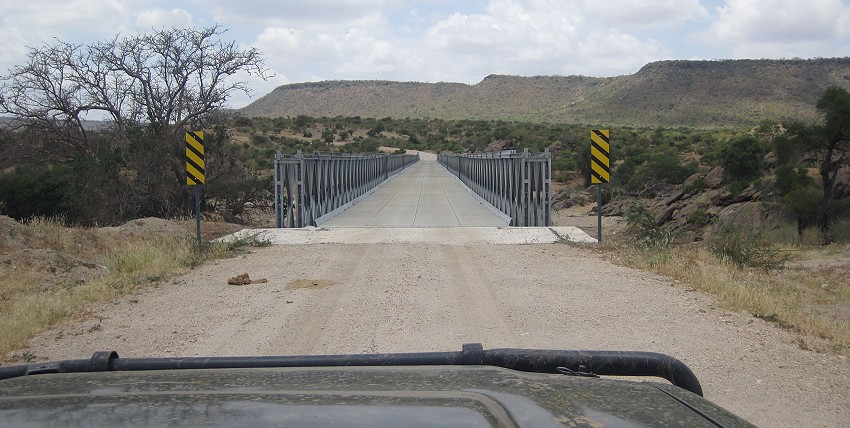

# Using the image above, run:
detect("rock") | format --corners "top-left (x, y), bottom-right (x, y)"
top-left (764, 152), bottom-right (778, 169)
top-left (709, 189), bottom-right (735, 206)
top-left (655, 206), bottom-right (676, 225)
top-left (732, 186), bottom-right (761, 203)
top-left (551, 189), bottom-right (593, 210)
top-left (715, 202), bottom-right (797, 232)
top-left (704, 166), bottom-right (725, 189)
top-left (600, 199), bottom-right (634, 216)
top-left (571, 192), bottom-right (592, 206)
top-left (228, 273), bottom-right (268, 286)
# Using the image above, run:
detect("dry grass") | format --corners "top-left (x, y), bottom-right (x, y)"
top-left (0, 218), bottom-right (265, 361)
top-left (607, 239), bottom-right (850, 355)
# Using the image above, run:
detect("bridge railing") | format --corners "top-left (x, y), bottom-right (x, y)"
top-left (437, 148), bottom-right (551, 227)
top-left (275, 150), bottom-right (419, 228)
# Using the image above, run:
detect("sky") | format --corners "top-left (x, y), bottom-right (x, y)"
top-left (2, 0), bottom-right (849, 109)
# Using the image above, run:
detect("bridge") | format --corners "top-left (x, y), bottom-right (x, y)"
top-left (236, 149), bottom-right (597, 244)
top-left (320, 152), bottom-right (511, 227)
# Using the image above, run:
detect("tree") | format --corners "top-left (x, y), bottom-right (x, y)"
top-left (0, 26), bottom-right (271, 222)
top-left (1, 25), bottom-right (270, 155)
top-left (813, 86), bottom-right (850, 229)
top-left (782, 86), bottom-right (850, 230)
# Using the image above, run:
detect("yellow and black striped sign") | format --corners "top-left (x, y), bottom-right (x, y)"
top-left (185, 131), bottom-right (205, 185)
top-left (590, 129), bottom-right (610, 184)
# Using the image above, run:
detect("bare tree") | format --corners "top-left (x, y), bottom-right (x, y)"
top-left (0, 26), bottom-right (271, 222)
top-left (0, 25), bottom-right (271, 156)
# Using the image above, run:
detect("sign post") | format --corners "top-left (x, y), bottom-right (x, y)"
top-left (185, 131), bottom-right (205, 242)
top-left (590, 130), bottom-right (610, 243)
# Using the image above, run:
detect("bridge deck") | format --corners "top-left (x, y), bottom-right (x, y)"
top-left (320, 156), bottom-right (510, 227)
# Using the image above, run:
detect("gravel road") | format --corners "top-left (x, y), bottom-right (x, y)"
top-left (22, 242), bottom-right (850, 427)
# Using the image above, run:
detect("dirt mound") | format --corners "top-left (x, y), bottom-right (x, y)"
top-left (99, 217), bottom-right (193, 241)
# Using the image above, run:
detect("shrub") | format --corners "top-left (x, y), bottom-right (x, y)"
top-left (720, 135), bottom-right (765, 180)
top-left (621, 151), bottom-right (697, 192)
top-left (686, 208), bottom-right (711, 227)
top-left (775, 163), bottom-right (813, 196)
top-left (784, 184), bottom-right (822, 230)
top-left (0, 164), bottom-right (75, 220)
top-left (624, 203), bottom-right (673, 249)
top-left (707, 221), bottom-right (790, 270)
top-left (827, 219), bottom-right (850, 243)
top-left (683, 176), bottom-right (706, 194)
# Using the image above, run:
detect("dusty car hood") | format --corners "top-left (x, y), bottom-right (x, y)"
top-left (0, 365), bottom-right (753, 427)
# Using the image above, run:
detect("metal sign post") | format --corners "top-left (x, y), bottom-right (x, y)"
top-left (185, 131), bottom-right (205, 242)
top-left (590, 130), bottom-right (610, 243)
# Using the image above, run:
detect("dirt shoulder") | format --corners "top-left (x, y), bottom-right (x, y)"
top-left (11, 241), bottom-right (849, 428)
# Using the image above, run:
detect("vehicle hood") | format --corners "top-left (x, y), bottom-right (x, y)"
top-left (0, 365), bottom-right (753, 427)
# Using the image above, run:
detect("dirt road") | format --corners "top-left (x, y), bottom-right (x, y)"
top-left (20, 242), bottom-right (850, 427)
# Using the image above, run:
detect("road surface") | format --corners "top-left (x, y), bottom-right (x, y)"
top-left (18, 241), bottom-right (850, 428)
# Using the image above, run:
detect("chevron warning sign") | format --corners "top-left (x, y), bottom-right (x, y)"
top-left (185, 131), bottom-right (205, 185)
top-left (590, 129), bottom-right (610, 184)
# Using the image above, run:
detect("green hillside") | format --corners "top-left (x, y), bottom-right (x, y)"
top-left (241, 58), bottom-right (850, 127)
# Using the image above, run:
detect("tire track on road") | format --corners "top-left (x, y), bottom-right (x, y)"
top-left (441, 246), bottom-right (519, 347)
top-left (263, 246), bottom-right (368, 355)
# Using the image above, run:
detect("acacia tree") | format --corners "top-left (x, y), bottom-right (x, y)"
top-left (0, 25), bottom-right (270, 155)
top-left (813, 86), bottom-right (850, 229)
top-left (782, 86), bottom-right (850, 230)
top-left (0, 26), bottom-right (271, 221)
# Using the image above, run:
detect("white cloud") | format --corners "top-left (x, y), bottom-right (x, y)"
top-left (710, 0), bottom-right (850, 44)
top-left (579, 31), bottom-right (666, 75)
top-left (582, 0), bottom-right (708, 29)
top-left (207, 0), bottom-right (402, 27)
top-left (136, 8), bottom-right (194, 28)
top-left (420, 0), bottom-right (665, 80)
top-left (0, 27), bottom-right (28, 70)
top-left (257, 13), bottom-right (384, 58)
top-left (0, 1), bottom-right (131, 35)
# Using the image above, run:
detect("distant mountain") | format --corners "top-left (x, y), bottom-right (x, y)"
top-left (241, 58), bottom-right (850, 128)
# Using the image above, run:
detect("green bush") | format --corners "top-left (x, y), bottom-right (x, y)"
top-left (720, 135), bottom-right (765, 180)
top-left (686, 208), bottom-right (711, 227)
top-left (618, 150), bottom-right (696, 192)
top-left (775, 163), bottom-right (813, 195)
top-left (624, 203), bottom-right (672, 247)
top-left (0, 164), bottom-right (75, 220)
top-left (784, 184), bottom-right (822, 230)
top-left (707, 221), bottom-right (790, 270)
top-left (683, 176), bottom-right (706, 194)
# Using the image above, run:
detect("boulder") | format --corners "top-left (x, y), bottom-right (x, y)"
top-left (600, 198), bottom-right (633, 216)
top-left (704, 166), bottom-right (725, 189)
top-left (715, 201), bottom-right (797, 233)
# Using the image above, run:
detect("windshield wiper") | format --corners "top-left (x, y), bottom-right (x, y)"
top-left (0, 343), bottom-right (703, 396)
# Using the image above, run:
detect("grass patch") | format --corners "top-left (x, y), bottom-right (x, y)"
top-left (612, 240), bottom-right (850, 355)
top-left (0, 221), bottom-right (267, 360)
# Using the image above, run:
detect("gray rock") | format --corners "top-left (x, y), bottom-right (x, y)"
top-left (704, 166), bottom-right (725, 189)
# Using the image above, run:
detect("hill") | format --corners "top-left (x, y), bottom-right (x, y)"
top-left (241, 58), bottom-right (850, 127)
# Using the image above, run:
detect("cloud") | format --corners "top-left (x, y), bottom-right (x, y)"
top-left (255, 12), bottom-right (394, 67)
top-left (207, 0), bottom-right (402, 26)
top-left (249, 0), bottom-right (673, 84)
top-left (0, 1), bottom-right (131, 35)
top-left (710, 0), bottom-right (850, 45)
top-left (581, 0), bottom-right (708, 29)
top-left (136, 8), bottom-right (194, 28)
top-left (420, 0), bottom-right (665, 80)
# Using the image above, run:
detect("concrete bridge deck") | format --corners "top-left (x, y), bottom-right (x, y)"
top-left (320, 153), bottom-right (510, 227)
